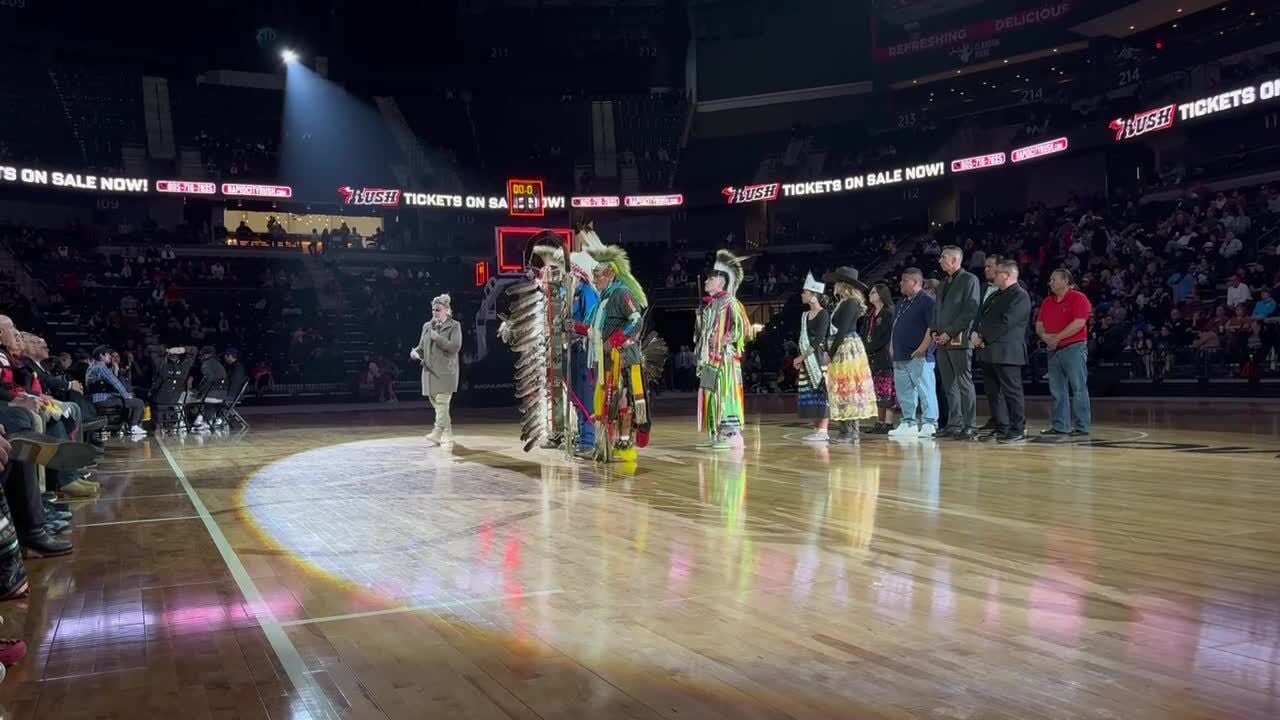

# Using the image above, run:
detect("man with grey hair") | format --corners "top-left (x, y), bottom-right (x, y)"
top-left (930, 245), bottom-right (980, 440)
top-left (972, 260), bottom-right (1031, 443)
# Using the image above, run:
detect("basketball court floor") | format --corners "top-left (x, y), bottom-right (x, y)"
top-left (1, 398), bottom-right (1278, 719)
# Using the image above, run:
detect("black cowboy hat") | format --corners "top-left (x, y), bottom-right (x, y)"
top-left (821, 266), bottom-right (869, 293)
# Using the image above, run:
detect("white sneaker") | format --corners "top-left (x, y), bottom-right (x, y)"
top-left (801, 432), bottom-right (830, 444)
top-left (439, 430), bottom-right (454, 444)
top-left (917, 423), bottom-right (937, 438)
top-left (129, 425), bottom-right (148, 436)
top-left (426, 427), bottom-right (443, 444)
top-left (887, 423), bottom-right (918, 439)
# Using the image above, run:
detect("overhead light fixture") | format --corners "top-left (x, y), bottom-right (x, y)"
top-left (956, 69), bottom-right (962, 74)
top-left (1003, 59), bottom-right (1009, 63)
top-left (281, 49), bottom-right (298, 63)
top-left (1129, 25), bottom-right (1135, 30)
top-left (1053, 48), bottom-right (1058, 52)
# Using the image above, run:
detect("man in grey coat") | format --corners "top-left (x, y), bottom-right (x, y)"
top-left (410, 293), bottom-right (462, 444)
top-left (930, 246), bottom-right (981, 440)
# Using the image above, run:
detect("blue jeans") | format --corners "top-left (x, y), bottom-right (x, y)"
top-left (892, 358), bottom-right (938, 427)
top-left (571, 347), bottom-right (595, 449)
top-left (1047, 342), bottom-right (1091, 433)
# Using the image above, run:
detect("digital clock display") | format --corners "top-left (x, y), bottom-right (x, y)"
top-left (506, 179), bottom-right (546, 217)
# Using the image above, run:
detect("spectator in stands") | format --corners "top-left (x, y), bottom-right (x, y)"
top-left (1036, 269), bottom-right (1093, 438)
top-left (252, 358), bottom-right (274, 397)
top-left (86, 346), bottom-right (146, 436)
top-left (1168, 266), bottom-right (1197, 303)
top-left (1191, 324), bottom-right (1220, 379)
top-left (1226, 275), bottom-right (1252, 308)
top-left (1253, 288), bottom-right (1276, 319)
top-left (931, 247), bottom-right (980, 440)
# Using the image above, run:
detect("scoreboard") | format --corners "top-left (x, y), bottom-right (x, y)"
top-left (507, 179), bottom-right (547, 217)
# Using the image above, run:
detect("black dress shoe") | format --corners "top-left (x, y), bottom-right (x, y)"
top-left (977, 431), bottom-right (1003, 442)
top-left (934, 428), bottom-right (958, 439)
top-left (1039, 428), bottom-right (1069, 436)
top-left (9, 435), bottom-right (99, 472)
top-left (952, 429), bottom-right (979, 441)
top-left (998, 431), bottom-right (1028, 444)
top-left (1069, 430), bottom-right (1090, 437)
top-left (21, 532), bottom-right (73, 558)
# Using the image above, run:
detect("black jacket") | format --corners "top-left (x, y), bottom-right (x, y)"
top-left (975, 284), bottom-right (1032, 366)
top-left (862, 307), bottom-right (894, 375)
top-left (27, 359), bottom-right (69, 399)
top-left (196, 356), bottom-right (228, 400)
top-left (932, 268), bottom-right (981, 348)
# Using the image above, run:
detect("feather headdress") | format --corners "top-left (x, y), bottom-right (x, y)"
top-left (588, 243), bottom-right (647, 308)
top-left (570, 225), bottom-right (605, 280)
top-left (713, 249), bottom-right (747, 295)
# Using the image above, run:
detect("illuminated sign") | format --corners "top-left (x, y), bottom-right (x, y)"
top-left (475, 260), bottom-right (490, 287)
top-left (404, 192), bottom-right (565, 212)
top-left (507, 179), bottom-right (546, 217)
top-left (156, 180), bottom-right (217, 195)
top-left (950, 152), bottom-right (1007, 173)
top-left (776, 163), bottom-right (947, 200)
top-left (572, 195), bottom-right (621, 208)
top-left (1179, 78), bottom-right (1280, 121)
top-left (623, 194), bottom-right (684, 208)
top-left (339, 186), bottom-right (402, 207)
top-left (222, 183), bottom-right (293, 198)
top-left (1109, 78), bottom-right (1280, 142)
top-left (0, 165), bottom-right (149, 193)
top-left (722, 183), bottom-right (781, 205)
top-left (1110, 104), bottom-right (1176, 141)
top-left (1011, 137), bottom-right (1069, 163)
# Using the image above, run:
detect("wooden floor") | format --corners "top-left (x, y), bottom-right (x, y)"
top-left (2, 398), bottom-right (1279, 719)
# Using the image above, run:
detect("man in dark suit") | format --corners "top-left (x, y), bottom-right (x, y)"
top-left (931, 246), bottom-right (981, 440)
top-left (972, 260), bottom-right (1032, 443)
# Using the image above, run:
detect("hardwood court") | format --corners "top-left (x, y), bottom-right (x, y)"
top-left (1, 399), bottom-right (1279, 719)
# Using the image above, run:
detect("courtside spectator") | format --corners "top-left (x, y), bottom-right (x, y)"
top-left (86, 346), bottom-right (146, 436)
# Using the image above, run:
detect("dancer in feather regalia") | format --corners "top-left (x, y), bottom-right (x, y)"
top-left (503, 237), bottom-right (571, 453)
top-left (580, 240), bottom-right (665, 463)
top-left (695, 250), bottom-right (754, 450)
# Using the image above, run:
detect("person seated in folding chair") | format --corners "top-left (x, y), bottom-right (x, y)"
top-left (221, 348), bottom-right (250, 429)
top-left (86, 345), bottom-right (147, 436)
top-left (187, 346), bottom-right (228, 432)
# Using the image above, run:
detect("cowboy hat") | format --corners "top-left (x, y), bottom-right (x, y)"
top-left (821, 266), bottom-right (868, 293)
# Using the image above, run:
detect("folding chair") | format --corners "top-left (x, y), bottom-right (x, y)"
top-left (224, 379), bottom-right (251, 430)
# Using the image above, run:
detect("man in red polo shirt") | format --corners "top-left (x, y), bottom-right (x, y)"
top-left (1035, 269), bottom-right (1092, 437)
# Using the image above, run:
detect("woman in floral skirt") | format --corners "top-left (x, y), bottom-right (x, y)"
top-left (822, 267), bottom-right (877, 441)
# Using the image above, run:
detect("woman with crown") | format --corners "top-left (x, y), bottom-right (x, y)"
top-left (793, 272), bottom-right (832, 443)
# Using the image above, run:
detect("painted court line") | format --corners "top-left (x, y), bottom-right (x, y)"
top-left (78, 515), bottom-right (199, 527)
top-left (278, 588), bottom-right (564, 627)
top-left (155, 437), bottom-right (340, 720)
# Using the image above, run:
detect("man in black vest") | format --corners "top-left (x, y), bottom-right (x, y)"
top-left (972, 260), bottom-right (1032, 443)
top-left (930, 246), bottom-right (981, 440)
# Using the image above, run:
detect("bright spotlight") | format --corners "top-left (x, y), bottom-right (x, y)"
top-left (281, 49), bottom-right (298, 64)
